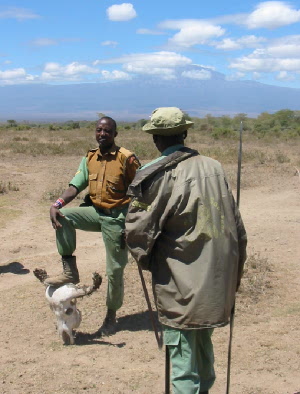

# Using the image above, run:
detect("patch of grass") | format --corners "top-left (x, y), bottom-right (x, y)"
top-left (0, 207), bottom-right (22, 227)
top-left (238, 252), bottom-right (272, 306)
top-left (131, 142), bottom-right (159, 161)
top-left (12, 136), bottom-right (30, 142)
top-left (43, 186), bottom-right (85, 201)
top-left (200, 146), bottom-right (238, 164)
top-left (0, 181), bottom-right (20, 194)
top-left (211, 127), bottom-right (238, 140)
top-left (275, 150), bottom-right (290, 164)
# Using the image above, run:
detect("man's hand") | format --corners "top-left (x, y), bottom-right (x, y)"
top-left (50, 206), bottom-right (65, 230)
top-left (49, 185), bottom-right (79, 229)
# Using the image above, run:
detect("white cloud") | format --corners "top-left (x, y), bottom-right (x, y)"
top-left (136, 28), bottom-right (165, 35)
top-left (261, 35), bottom-right (300, 57)
top-left (252, 71), bottom-right (262, 80)
top-left (196, 64), bottom-right (216, 71)
top-left (160, 20), bottom-right (225, 48)
top-left (214, 38), bottom-right (241, 50)
top-left (41, 62), bottom-right (99, 81)
top-left (94, 51), bottom-right (192, 67)
top-left (214, 35), bottom-right (266, 50)
top-left (94, 51), bottom-right (192, 79)
top-left (107, 3), bottom-right (137, 22)
top-left (230, 54), bottom-right (300, 72)
top-left (0, 68), bottom-right (36, 85)
top-left (101, 70), bottom-right (131, 80)
top-left (0, 7), bottom-right (40, 21)
top-left (225, 72), bottom-right (246, 81)
top-left (245, 1), bottom-right (300, 29)
top-left (229, 34), bottom-right (300, 75)
top-left (124, 64), bottom-right (177, 79)
top-left (276, 70), bottom-right (295, 81)
top-left (30, 38), bottom-right (58, 47)
top-left (101, 40), bottom-right (118, 47)
top-left (182, 69), bottom-right (212, 80)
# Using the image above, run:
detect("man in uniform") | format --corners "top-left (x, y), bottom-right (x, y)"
top-left (45, 116), bottom-right (140, 336)
top-left (125, 107), bottom-right (247, 393)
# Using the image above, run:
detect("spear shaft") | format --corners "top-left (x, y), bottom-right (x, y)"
top-left (226, 120), bottom-right (243, 394)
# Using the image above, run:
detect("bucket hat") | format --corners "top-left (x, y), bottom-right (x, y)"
top-left (142, 107), bottom-right (194, 136)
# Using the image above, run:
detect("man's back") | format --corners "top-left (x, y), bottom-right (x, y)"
top-left (126, 151), bottom-right (247, 329)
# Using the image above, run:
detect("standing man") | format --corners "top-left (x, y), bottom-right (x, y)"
top-left (125, 107), bottom-right (247, 393)
top-left (45, 116), bottom-right (140, 336)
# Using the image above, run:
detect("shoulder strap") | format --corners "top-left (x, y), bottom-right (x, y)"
top-left (127, 147), bottom-right (198, 197)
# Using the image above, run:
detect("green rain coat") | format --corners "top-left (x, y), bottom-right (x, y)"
top-left (125, 147), bottom-right (247, 330)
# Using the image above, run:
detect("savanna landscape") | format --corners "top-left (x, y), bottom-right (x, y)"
top-left (0, 110), bottom-right (300, 394)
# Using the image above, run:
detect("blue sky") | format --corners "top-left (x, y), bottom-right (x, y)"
top-left (1, 0), bottom-right (300, 88)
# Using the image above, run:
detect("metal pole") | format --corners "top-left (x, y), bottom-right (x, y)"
top-left (226, 121), bottom-right (243, 394)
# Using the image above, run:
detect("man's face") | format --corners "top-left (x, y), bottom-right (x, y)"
top-left (95, 118), bottom-right (117, 150)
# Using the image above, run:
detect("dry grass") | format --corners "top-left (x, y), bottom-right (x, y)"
top-left (237, 252), bottom-right (273, 309)
top-left (0, 181), bottom-right (20, 194)
top-left (0, 123), bottom-right (299, 165)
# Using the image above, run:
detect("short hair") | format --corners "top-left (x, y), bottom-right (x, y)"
top-left (98, 116), bottom-right (117, 130)
top-left (156, 132), bottom-right (186, 145)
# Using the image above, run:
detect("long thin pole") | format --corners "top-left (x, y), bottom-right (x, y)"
top-left (226, 121), bottom-right (243, 394)
top-left (236, 121), bottom-right (243, 208)
top-left (137, 265), bottom-right (162, 349)
top-left (165, 346), bottom-right (170, 394)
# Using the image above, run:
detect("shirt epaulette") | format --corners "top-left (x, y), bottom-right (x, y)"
top-left (86, 148), bottom-right (98, 157)
top-left (119, 147), bottom-right (134, 158)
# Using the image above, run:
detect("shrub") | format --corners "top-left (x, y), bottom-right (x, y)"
top-left (238, 252), bottom-right (272, 305)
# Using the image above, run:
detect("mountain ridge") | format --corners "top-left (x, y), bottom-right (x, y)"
top-left (1, 66), bottom-right (299, 121)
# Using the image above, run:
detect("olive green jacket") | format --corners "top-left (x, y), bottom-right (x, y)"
top-left (125, 147), bottom-right (247, 329)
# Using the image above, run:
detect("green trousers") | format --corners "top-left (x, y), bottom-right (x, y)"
top-left (56, 205), bottom-right (128, 311)
top-left (163, 326), bottom-right (216, 394)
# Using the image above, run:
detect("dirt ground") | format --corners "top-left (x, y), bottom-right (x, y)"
top-left (0, 144), bottom-right (300, 394)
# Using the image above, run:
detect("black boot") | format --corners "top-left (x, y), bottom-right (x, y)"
top-left (98, 309), bottom-right (117, 336)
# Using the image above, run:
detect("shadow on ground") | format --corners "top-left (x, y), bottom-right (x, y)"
top-left (75, 310), bottom-right (163, 346)
top-left (75, 331), bottom-right (127, 347)
top-left (0, 261), bottom-right (30, 275)
top-left (117, 310), bottom-right (161, 333)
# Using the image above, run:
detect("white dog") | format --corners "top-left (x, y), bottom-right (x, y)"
top-left (34, 269), bottom-right (102, 345)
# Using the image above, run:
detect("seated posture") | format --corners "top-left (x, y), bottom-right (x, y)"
top-left (125, 107), bottom-right (247, 394)
top-left (45, 116), bottom-right (140, 336)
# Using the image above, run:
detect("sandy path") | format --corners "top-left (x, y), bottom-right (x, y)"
top-left (0, 156), bottom-right (299, 394)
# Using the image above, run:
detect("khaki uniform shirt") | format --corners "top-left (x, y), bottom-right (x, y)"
top-left (70, 144), bottom-right (140, 209)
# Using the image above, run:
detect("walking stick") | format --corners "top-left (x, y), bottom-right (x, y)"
top-left (226, 121), bottom-right (243, 394)
top-left (137, 265), bottom-right (162, 349)
top-left (137, 266), bottom-right (169, 392)
top-left (165, 345), bottom-right (170, 394)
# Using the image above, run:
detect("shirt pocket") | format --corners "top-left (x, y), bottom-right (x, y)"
top-left (89, 173), bottom-right (98, 197)
top-left (106, 175), bottom-right (126, 198)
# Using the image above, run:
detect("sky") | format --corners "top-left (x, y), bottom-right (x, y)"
top-left (1, 0), bottom-right (300, 88)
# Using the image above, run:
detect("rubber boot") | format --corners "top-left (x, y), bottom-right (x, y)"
top-left (45, 256), bottom-right (79, 287)
top-left (98, 309), bottom-right (117, 336)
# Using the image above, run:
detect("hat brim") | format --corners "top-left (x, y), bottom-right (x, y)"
top-left (142, 121), bottom-right (194, 136)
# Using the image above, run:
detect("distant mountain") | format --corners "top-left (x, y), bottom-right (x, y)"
top-left (1, 65), bottom-right (300, 121)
